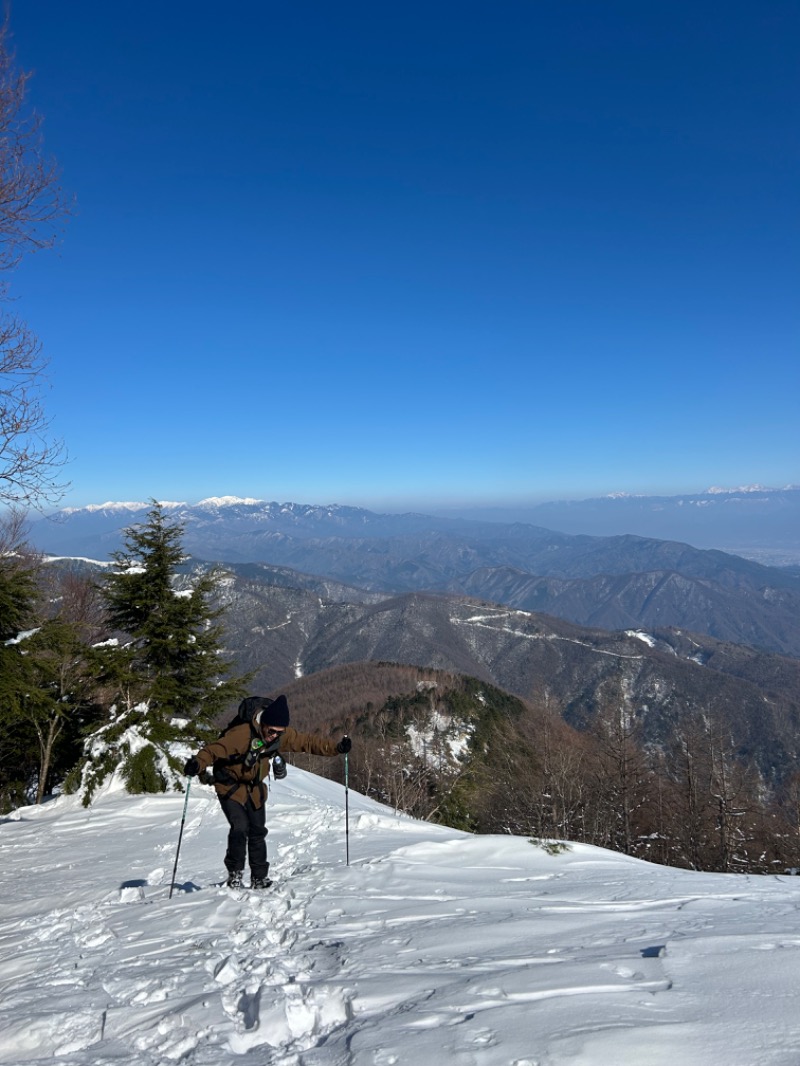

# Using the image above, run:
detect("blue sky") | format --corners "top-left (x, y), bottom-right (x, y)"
top-left (10, 1), bottom-right (799, 511)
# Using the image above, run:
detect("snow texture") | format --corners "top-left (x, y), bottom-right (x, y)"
top-left (624, 629), bottom-right (657, 647)
top-left (3, 769), bottom-right (800, 1064)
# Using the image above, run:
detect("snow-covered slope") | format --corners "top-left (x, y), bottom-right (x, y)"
top-left (3, 771), bottom-right (800, 1065)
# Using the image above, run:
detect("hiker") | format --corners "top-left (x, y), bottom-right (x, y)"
top-left (183, 694), bottom-right (351, 889)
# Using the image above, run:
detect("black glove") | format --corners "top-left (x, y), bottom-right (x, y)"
top-left (183, 757), bottom-right (200, 777)
top-left (272, 754), bottom-right (287, 780)
top-left (336, 736), bottom-right (352, 755)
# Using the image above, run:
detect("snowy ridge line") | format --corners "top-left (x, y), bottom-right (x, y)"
top-left (4, 768), bottom-right (800, 1064)
top-left (43, 554), bottom-right (115, 566)
top-left (196, 496), bottom-right (264, 508)
top-left (453, 614), bottom-right (647, 660)
top-left (60, 501), bottom-right (187, 514)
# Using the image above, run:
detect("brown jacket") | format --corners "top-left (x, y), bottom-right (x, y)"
top-left (195, 723), bottom-right (339, 808)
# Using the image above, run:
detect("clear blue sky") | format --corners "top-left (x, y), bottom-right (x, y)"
top-left (11, 1), bottom-right (799, 511)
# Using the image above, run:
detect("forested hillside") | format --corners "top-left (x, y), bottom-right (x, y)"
top-left (273, 661), bottom-right (800, 874)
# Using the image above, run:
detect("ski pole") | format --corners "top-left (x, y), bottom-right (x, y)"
top-left (169, 777), bottom-right (192, 899)
top-left (344, 747), bottom-right (350, 866)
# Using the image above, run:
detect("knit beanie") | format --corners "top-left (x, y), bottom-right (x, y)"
top-left (260, 694), bottom-right (290, 728)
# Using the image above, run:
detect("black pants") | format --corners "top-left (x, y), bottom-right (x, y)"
top-left (219, 795), bottom-right (269, 879)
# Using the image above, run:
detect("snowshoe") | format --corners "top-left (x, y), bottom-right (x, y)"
top-left (250, 876), bottom-right (273, 890)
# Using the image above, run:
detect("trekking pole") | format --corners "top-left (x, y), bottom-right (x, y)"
top-left (169, 778), bottom-right (191, 899)
top-left (344, 747), bottom-right (350, 866)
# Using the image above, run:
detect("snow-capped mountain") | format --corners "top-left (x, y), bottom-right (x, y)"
top-left (35, 488), bottom-right (800, 563)
top-left (31, 495), bottom-right (800, 660)
top-left (33, 497), bottom-right (472, 557)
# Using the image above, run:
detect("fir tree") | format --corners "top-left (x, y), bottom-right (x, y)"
top-left (74, 502), bottom-right (247, 803)
top-left (0, 545), bottom-right (39, 811)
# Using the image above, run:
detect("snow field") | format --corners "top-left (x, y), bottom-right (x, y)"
top-left (2, 770), bottom-right (800, 1064)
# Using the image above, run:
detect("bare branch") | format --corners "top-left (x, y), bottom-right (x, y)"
top-left (0, 22), bottom-right (67, 271)
top-left (0, 20), bottom-right (69, 510)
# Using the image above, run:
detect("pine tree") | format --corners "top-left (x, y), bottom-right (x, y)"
top-left (0, 544), bottom-right (39, 811)
top-left (73, 502), bottom-right (248, 803)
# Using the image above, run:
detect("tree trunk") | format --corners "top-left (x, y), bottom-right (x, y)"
top-left (36, 718), bottom-right (61, 804)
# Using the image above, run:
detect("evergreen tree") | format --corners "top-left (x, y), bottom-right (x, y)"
top-left (0, 516), bottom-right (105, 809)
top-left (73, 502), bottom-right (247, 803)
top-left (0, 543), bottom-right (39, 811)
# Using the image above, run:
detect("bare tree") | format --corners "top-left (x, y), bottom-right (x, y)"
top-left (588, 672), bottom-right (650, 855)
top-left (0, 21), bottom-right (69, 510)
top-left (24, 620), bottom-right (96, 802)
top-left (0, 503), bottom-right (27, 556)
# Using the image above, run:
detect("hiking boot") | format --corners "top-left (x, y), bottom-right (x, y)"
top-left (226, 870), bottom-right (244, 889)
top-left (250, 876), bottom-right (273, 890)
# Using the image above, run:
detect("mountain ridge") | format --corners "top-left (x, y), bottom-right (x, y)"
top-left (437, 485), bottom-right (800, 560)
top-left (210, 575), bottom-right (800, 787)
top-left (41, 554), bottom-right (800, 790)
top-left (30, 496), bottom-right (800, 659)
top-left (28, 492), bottom-right (800, 656)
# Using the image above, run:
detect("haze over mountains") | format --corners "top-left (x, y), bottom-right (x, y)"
top-left (31, 491), bottom-right (800, 658)
top-left (34, 485), bottom-right (800, 561)
top-left (437, 485), bottom-right (800, 564)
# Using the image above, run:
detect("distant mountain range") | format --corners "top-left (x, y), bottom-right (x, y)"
top-left (32, 486), bottom-right (800, 560)
top-left (436, 485), bottom-right (800, 564)
top-left (33, 492), bottom-right (800, 802)
top-left (29, 495), bottom-right (800, 658)
top-left (44, 555), bottom-right (800, 788)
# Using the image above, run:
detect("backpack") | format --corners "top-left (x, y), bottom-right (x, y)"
top-left (211, 695), bottom-right (288, 790)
